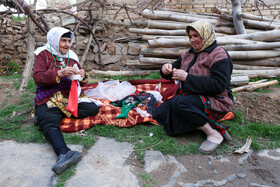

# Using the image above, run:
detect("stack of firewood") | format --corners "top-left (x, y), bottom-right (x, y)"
top-left (127, 9), bottom-right (280, 91)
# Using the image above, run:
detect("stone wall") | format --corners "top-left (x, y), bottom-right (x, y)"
top-left (1, 0), bottom-right (279, 73)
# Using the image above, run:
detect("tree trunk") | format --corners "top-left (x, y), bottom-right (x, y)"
top-left (231, 0), bottom-right (246, 34)
top-left (19, 17), bottom-right (35, 91)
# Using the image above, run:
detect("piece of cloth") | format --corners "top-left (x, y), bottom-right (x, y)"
top-left (186, 20), bottom-right (216, 52)
top-left (34, 27), bottom-right (79, 62)
top-left (66, 80), bottom-right (79, 117)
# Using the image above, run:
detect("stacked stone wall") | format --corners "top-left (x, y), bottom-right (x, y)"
top-left (0, 0), bottom-right (279, 73)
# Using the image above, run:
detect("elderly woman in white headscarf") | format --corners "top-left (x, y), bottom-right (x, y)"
top-left (33, 27), bottom-right (99, 175)
top-left (153, 20), bottom-right (234, 154)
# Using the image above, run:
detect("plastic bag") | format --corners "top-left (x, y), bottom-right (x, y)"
top-left (84, 80), bottom-right (136, 102)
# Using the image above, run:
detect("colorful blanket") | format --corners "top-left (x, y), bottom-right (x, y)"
top-left (60, 79), bottom-right (175, 132)
top-left (60, 79), bottom-right (235, 132)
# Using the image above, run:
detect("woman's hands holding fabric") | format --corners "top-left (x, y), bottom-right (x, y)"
top-left (76, 69), bottom-right (85, 79)
top-left (172, 69), bottom-right (188, 82)
top-left (162, 63), bottom-right (173, 75)
top-left (57, 67), bottom-right (78, 78)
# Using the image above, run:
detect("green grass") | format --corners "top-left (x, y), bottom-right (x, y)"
top-left (1, 73), bottom-right (280, 186)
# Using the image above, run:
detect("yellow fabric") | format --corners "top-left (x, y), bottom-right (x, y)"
top-left (47, 91), bottom-right (90, 117)
top-left (186, 20), bottom-right (216, 52)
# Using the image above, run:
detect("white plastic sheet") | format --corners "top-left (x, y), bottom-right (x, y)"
top-left (84, 80), bottom-right (136, 102)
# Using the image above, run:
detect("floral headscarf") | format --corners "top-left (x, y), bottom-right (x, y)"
top-left (34, 27), bottom-right (79, 62)
top-left (186, 20), bottom-right (216, 52)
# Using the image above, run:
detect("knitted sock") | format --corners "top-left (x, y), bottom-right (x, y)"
top-left (198, 122), bottom-right (223, 144)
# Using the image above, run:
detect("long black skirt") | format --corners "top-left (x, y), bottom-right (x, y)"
top-left (153, 94), bottom-right (211, 136)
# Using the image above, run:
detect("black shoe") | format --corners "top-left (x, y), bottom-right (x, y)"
top-left (51, 150), bottom-right (82, 175)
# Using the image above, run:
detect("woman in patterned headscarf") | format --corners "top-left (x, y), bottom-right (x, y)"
top-left (33, 27), bottom-right (100, 175)
top-left (153, 20), bottom-right (234, 154)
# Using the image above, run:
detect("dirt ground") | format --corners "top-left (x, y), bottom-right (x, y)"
top-left (1, 80), bottom-right (280, 186)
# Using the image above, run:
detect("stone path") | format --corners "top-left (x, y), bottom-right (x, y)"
top-left (0, 138), bottom-right (280, 187)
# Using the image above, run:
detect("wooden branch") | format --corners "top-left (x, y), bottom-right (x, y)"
top-left (141, 47), bottom-right (186, 58)
top-left (139, 57), bottom-right (174, 64)
top-left (233, 69), bottom-right (280, 78)
top-left (231, 0), bottom-right (246, 34)
top-left (19, 17), bottom-right (35, 90)
top-left (229, 50), bottom-right (280, 60)
top-left (233, 64), bottom-right (280, 70)
top-left (148, 37), bottom-right (262, 48)
top-left (222, 29), bottom-right (280, 41)
top-left (142, 9), bottom-right (219, 25)
top-left (80, 1), bottom-right (104, 67)
top-left (223, 42), bottom-right (280, 51)
top-left (233, 57), bottom-right (280, 67)
top-left (230, 75), bottom-right (249, 86)
top-left (89, 69), bottom-right (158, 76)
top-left (13, 0), bottom-right (47, 34)
top-left (232, 80), bottom-right (278, 92)
top-left (129, 28), bottom-right (187, 36)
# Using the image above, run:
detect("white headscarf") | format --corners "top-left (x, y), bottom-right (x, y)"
top-left (34, 27), bottom-right (79, 62)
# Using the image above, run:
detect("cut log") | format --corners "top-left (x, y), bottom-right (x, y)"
top-left (233, 57), bottom-right (280, 67)
top-left (148, 37), bottom-right (262, 48)
top-left (233, 64), bottom-right (280, 70)
top-left (139, 57), bottom-right (174, 64)
top-left (125, 60), bottom-right (161, 69)
top-left (219, 11), bottom-right (279, 30)
top-left (223, 42), bottom-right (280, 51)
top-left (129, 28), bottom-right (187, 36)
top-left (230, 75), bottom-right (249, 86)
top-left (141, 48), bottom-right (280, 60)
top-left (142, 9), bottom-right (219, 25)
top-left (232, 80), bottom-right (278, 92)
top-left (233, 69), bottom-right (280, 78)
top-left (148, 20), bottom-right (188, 30)
top-left (142, 35), bottom-right (187, 41)
top-left (222, 29), bottom-right (280, 41)
top-left (141, 47), bottom-right (187, 59)
top-left (89, 69), bottom-right (158, 76)
top-left (241, 13), bottom-right (280, 24)
top-left (229, 50), bottom-right (280, 60)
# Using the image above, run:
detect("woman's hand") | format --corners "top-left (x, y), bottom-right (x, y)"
top-left (57, 67), bottom-right (78, 78)
top-left (162, 63), bottom-right (173, 75)
top-left (76, 69), bottom-right (85, 79)
top-left (172, 69), bottom-right (188, 82)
